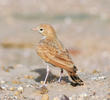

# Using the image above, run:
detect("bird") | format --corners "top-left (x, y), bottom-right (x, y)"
top-left (32, 24), bottom-right (84, 86)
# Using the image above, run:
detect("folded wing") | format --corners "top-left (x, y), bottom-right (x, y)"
top-left (37, 39), bottom-right (74, 72)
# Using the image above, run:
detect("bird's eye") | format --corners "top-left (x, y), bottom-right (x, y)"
top-left (40, 28), bottom-right (43, 32)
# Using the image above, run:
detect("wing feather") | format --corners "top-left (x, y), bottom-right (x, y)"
top-left (37, 39), bottom-right (74, 70)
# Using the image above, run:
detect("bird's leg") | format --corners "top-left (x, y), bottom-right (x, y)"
top-left (43, 63), bottom-right (50, 85)
top-left (58, 68), bottom-right (63, 83)
top-left (38, 62), bottom-right (49, 88)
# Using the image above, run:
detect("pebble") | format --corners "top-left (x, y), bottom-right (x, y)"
top-left (3, 95), bottom-right (18, 100)
top-left (14, 86), bottom-right (24, 96)
top-left (36, 86), bottom-right (48, 94)
top-left (0, 80), bottom-right (6, 84)
top-left (53, 97), bottom-right (60, 100)
top-left (41, 81), bottom-right (44, 84)
top-left (0, 84), bottom-right (8, 90)
top-left (92, 70), bottom-right (100, 74)
top-left (70, 93), bottom-right (88, 100)
top-left (77, 93), bottom-right (88, 100)
top-left (79, 93), bottom-right (88, 97)
top-left (14, 91), bottom-right (21, 96)
top-left (1, 66), bottom-right (9, 72)
top-left (12, 80), bottom-right (22, 84)
top-left (91, 76), bottom-right (106, 81)
top-left (9, 87), bottom-right (16, 91)
top-left (60, 95), bottom-right (69, 100)
top-left (26, 84), bottom-right (33, 88)
top-left (17, 86), bottom-right (23, 93)
top-left (41, 94), bottom-right (49, 100)
top-left (69, 97), bottom-right (72, 100)
top-left (24, 75), bottom-right (34, 79)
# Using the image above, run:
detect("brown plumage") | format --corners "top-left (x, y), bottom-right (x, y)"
top-left (33, 24), bottom-right (83, 85)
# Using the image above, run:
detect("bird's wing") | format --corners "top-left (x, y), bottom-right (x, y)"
top-left (37, 39), bottom-right (74, 71)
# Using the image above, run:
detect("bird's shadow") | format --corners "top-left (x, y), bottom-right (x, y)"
top-left (31, 68), bottom-right (82, 86)
top-left (31, 68), bottom-right (70, 83)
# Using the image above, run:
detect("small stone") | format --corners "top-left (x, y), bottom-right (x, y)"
top-left (17, 86), bottom-right (23, 93)
top-left (14, 91), bottom-right (21, 96)
top-left (60, 95), bottom-right (69, 100)
top-left (8, 66), bottom-right (14, 69)
top-left (9, 87), bottom-right (15, 91)
top-left (41, 94), bottom-right (49, 100)
top-left (98, 76), bottom-right (106, 80)
top-left (53, 97), bottom-right (60, 100)
top-left (79, 93), bottom-right (88, 97)
top-left (26, 84), bottom-right (33, 88)
top-left (24, 75), bottom-right (34, 79)
top-left (77, 93), bottom-right (88, 100)
top-left (40, 81), bottom-right (44, 84)
top-left (92, 70), bottom-right (100, 74)
top-left (36, 86), bottom-right (48, 94)
top-left (69, 97), bottom-right (72, 100)
top-left (0, 80), bottom-right (6, 84)
top-left (13, 96), bottom-right (18, 99)
top-left (1, 66), bottom-right (9, 72)
top-left (0, 84), bottom-right (8, 90)
top-left (91, 76), bottom-right (106, 80)
top-left (12, 80), bottom-right (22, 84)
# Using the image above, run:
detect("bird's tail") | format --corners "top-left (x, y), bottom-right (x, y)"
top-left (67, 65), bottom-right (84, 86)
top-left (69, 74), bottom-right (84, 85)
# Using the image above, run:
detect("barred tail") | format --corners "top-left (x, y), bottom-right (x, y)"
top-left (70, 74), bottom-right (84, 85)
top-left (68, 65), bottom-right (84, 86)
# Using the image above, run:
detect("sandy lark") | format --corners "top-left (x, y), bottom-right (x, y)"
top-left (33, 24), bottom-right (83, 86)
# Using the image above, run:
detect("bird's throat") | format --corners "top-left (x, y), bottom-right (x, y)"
top-left (41, 36), bottom-right (46, 40)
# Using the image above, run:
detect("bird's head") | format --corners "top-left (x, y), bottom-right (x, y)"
top-left (32, 24), bottom-right (56, 39)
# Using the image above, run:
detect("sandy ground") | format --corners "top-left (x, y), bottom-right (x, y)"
top-left (0, 0), bottom-right (110, 100)
top-left (0, 28), bottom-right (110, 100)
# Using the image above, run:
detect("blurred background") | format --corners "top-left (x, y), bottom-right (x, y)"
top-left (0, 0), bottom-right (110, 72)
top-left (0, 0), bottom-right (110, 99)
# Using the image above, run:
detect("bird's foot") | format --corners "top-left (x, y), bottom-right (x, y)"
top-left (35, 84), bottom-right (48, 94)
top-left (39, 82), bottom-right (48, 88)
top-left (36, 84), bottom-right (47, 89)
top-left (40, 84), bottom-right (47, 88)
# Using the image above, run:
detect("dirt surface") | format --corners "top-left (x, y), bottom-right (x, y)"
top-left (0, 0), bottom-right (110, 100)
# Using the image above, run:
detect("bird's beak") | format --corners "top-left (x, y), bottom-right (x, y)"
top-left (32, 27), bottom-right (38, 31)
